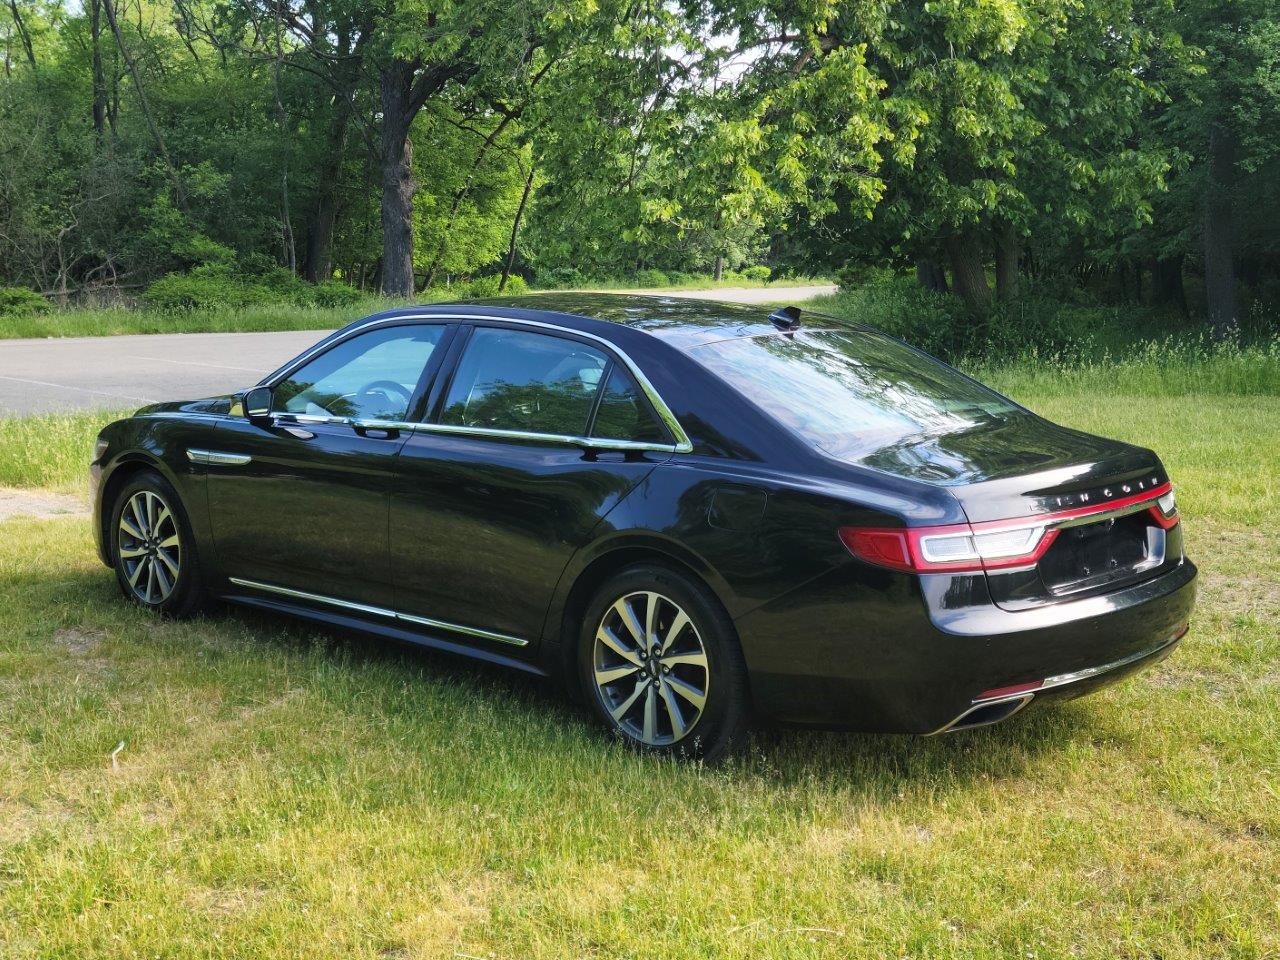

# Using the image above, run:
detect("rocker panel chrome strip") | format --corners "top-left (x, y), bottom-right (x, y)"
top-left (226, 577), bottom-right (529, 647)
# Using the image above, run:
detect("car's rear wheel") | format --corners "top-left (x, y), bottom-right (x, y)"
top-left (110, 471), bottom-right (207, 617)
top-left (578, 564), bottom-right (749, 762)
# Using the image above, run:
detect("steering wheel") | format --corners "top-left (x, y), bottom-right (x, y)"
top-left (352, 379), bottom-right (414, 415)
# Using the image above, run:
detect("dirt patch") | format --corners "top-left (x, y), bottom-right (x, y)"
top-left (52, 627), bottom-right (106, 656)
top-left (0, 487), bottom-right (88, 521)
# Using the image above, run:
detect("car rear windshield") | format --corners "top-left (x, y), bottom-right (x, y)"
top-left (691, 328), bottom-right (1024, 460)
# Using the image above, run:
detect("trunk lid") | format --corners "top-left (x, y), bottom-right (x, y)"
top-left (856, 413), bottom-right (1180, 610)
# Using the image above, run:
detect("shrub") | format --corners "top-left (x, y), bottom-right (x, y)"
top-left (142, 265), bottom-right (272, 311)
top-left (741, 265), bottom-right (772, 282)
top-left (0, 286), bottom-right (51, 317)
top-left (635, 268), bottom-right (670, 287)
top-left (143, 264), bottom-right (369, 311)
top-left (499, 275), bottom-right (529, 296)
top-left (454, 274), bottom-right (528, 299)
top-left (310, 280), bottom-right (364, 307)
top-left (535, 267), bottom-right (587, 289)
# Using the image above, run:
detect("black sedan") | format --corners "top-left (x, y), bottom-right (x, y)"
top-left (90, 294), bottom-right (1196, 760)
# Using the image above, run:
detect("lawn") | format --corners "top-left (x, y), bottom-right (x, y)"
top-left (0, 366), bottom-right (1277, 958)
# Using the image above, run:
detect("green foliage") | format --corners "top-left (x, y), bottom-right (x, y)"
top-left (741, 265), bottom-right (771, 282)
top-left (534, 267), bottom-right (589, 289)
top-left (142, 265), bottom-right (361, 312)
top-left (142, 266), bottom-right (274, 312)
top-left (437, 275), bottom-right (530, 299)
top-left (635, 269), bottom-right (671, 287)
top-left (811, 272), bottom-right (1280, 366)
top-left (0, 286), bottom-right (50, 318)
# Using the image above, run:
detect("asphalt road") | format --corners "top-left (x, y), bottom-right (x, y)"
top-left (0, 285), bottom-right (835, 417)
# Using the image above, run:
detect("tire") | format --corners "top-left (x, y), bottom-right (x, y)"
top-left (578, 564), bottom-right (749, 762)
top-left (109, 469), bottom-right (208, 618)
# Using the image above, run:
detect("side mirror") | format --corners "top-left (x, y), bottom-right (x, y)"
top-left (243, 386), bottom-right (273, 422)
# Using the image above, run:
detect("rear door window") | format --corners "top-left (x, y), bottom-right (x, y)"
top-left (590, 365), bottom-right (667, 444)
top-left (440, 327), bottom-right (608, 436)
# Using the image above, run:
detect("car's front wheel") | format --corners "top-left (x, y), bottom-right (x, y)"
top-left (578, 564), bottom-right (749, 762)
top-left (110, 470), bottom-right (207, 617)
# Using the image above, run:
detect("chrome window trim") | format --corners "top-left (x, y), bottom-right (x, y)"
top-left (265, 414), bottom-right (680, 453)
top-left (186, 448), bottom-right (252, 466)
top-left (261, 312), bottom-right (693, 453)
top-left (226, 577), bottom-right (529, 647)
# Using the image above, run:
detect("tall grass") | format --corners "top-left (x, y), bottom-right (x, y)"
top-left (806, 275), bottom-right (1280, 377)
top-left (972, 336), bottom-right (1280, 398)
top-left (0, 299), bottom-right (403, 339)
top-left (0, 410), bottom-right (124, 491)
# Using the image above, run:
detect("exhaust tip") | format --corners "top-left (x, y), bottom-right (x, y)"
top-left (934, 693), bottom-right (1035, 734)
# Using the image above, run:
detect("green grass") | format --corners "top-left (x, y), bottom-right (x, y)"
top-left (582, 273), bottom-right (831, 292)
top-left (0, 410), bottom-right (125, 492)
top-left (1, 370), bottom-right (1278, 958)
top-left (0, 300), bottom-right (405, 339)
top-left (0, 277), bottom-right (832, 340)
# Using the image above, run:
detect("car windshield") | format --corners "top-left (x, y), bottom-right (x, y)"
top-left (691, 327), bottom-right (1024, 460)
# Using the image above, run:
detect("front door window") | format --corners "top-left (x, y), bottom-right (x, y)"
top-left (274, 325), bottom-right (446, 422)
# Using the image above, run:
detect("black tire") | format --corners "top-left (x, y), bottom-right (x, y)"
top-left (109, 469), bottom-right (209, 618)
top-left (577, 564), bottom-right (749, 762)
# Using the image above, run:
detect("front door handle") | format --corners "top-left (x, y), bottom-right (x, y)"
top-left (351, 420), bottom-right (401, 440)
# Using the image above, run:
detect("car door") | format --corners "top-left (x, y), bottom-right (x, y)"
top-left (207, 321), bottom-right (453, 609)
top-left (389, 322), bottom-right (681, 648)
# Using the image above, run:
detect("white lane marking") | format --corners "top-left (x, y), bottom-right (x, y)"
top-left (129, 355), bottom-right (265, 373)
top-left (0, 374), bottom-right (154, 403)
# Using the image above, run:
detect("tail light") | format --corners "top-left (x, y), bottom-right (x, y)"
top-left (841, 482), bottom-right (1178, 574)
top-left (1149, 488), bottom-right (1179, 529)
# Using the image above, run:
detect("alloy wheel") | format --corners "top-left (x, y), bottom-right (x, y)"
top-left (117, 490), bottom-right (181, 605)
top-left (592, 590), bottom-right (710, 746)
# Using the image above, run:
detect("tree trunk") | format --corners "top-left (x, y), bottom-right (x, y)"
top-left (303, 101), bottom-right (350, 283)
top-left (945, 232), bottom-right (992, 315)
top-left (713, 256), bottom-right (724, 282)
top-left (7, 0), bottom-right (36, 71)
top-left (102, 0), bottom-right (185, 208)
top-left (379, 61), bottom-right (416, 299)
top-left (994, 222), bottom-right (1020, 302)
top-left (1203, 122), bottom-right (1239, 338)
top-left (500, 162), bottom-right (535, 293)
top-left (915, 258), bottom-right (948, 293)
top-left (90, 0), bottom-right (107, 143)
top-left (1152, 255), bottom-right (1188, 318)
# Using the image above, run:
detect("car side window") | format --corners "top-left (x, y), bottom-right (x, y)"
top-left (590, 365), bottom-right (667, 443)
top-left (440, 327), bottom-right (608, 436)
top-left (273, 324), bottom-right (446, 421)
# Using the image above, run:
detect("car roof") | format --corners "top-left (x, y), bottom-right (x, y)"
top-left (435, 292), bottom-right (806, 349)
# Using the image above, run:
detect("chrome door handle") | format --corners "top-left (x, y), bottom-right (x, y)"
top-left (351, 420), bottom-right (401, 439)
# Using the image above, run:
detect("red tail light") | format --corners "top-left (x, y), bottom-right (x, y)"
top-left (840, 482), bottom-right (1177, 574)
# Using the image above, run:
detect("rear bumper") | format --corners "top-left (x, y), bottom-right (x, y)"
top-left (734, 557), bottom-right (1197, 733)
top-left (927, 626), bottom-right (1185, 734)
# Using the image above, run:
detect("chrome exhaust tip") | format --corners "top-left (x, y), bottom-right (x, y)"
top-left (930, 692), bottom-right (1035, 735)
